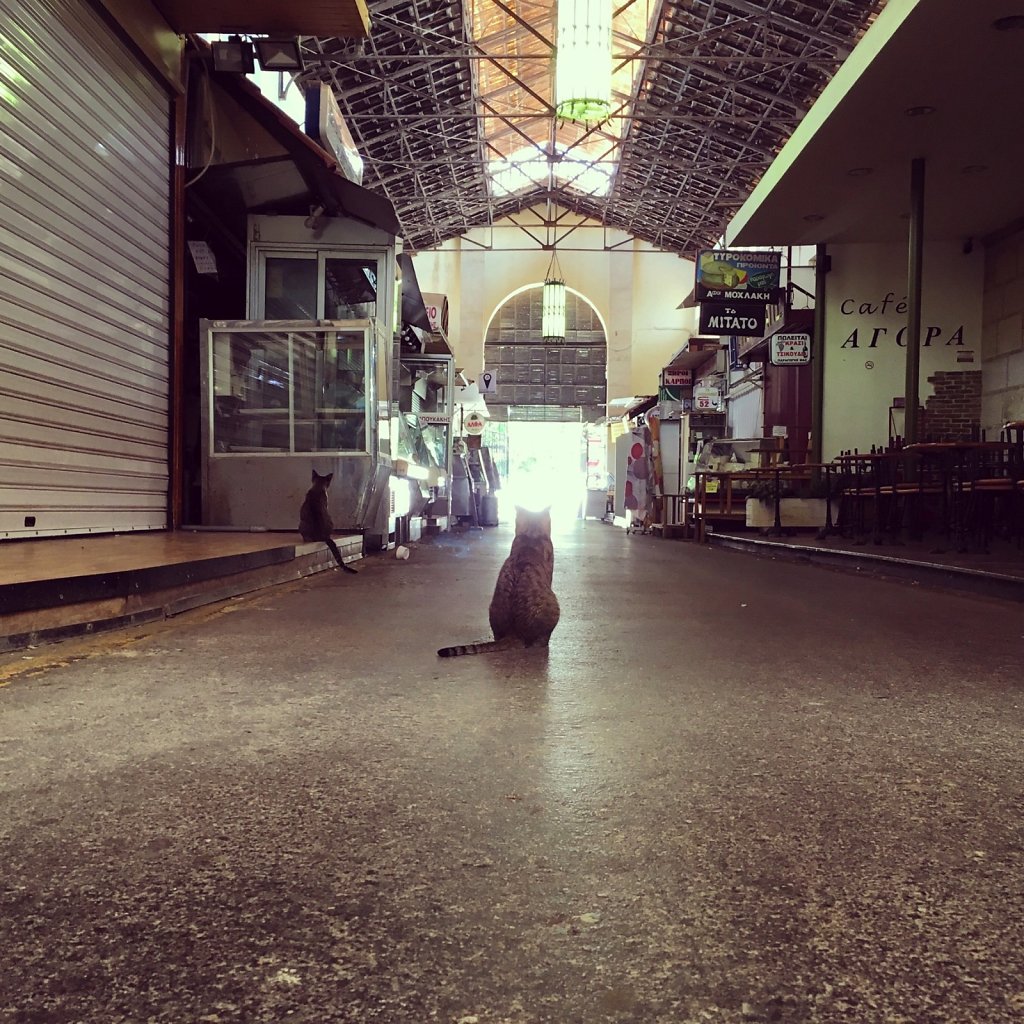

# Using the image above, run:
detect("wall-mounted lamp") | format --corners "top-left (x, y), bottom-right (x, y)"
top-left (211, 36), bottom-right (255, 74)
top-left (254, 37), bottom-right (304, 72)
top-left (542, 250), bottom-right (567, 342)
top-left (212, 35), bottom-right (303, 74)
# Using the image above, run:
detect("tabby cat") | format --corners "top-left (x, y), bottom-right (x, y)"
top-left (299, 470), bottom-right (358, 574)
top-left (438, 506), bottom-right (559, 657)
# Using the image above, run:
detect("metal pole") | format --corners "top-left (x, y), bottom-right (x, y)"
top-left (905, 157), bottom-right (926, 444)
top-left (810, 242), bottom-right (827, 464)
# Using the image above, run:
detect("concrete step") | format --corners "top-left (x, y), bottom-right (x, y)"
top-left (0, 535), bottom-right (363, 653)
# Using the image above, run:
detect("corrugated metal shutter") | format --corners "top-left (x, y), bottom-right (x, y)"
top-left (0, 0), bottom-right (171, 538)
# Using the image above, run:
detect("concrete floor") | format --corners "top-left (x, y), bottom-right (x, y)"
top-left (2, 521), bottom-right (1023, 1024)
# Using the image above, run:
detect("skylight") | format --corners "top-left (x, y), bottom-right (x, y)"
top-left (489, 145), bottom-right (614, 198)
top-left (467, 0), bottom-right (657, 202)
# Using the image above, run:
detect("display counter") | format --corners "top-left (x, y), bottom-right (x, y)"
top-left (200, 319), bottom-right (390, 532)
top-left (393, 355), bottom-right (455, 528)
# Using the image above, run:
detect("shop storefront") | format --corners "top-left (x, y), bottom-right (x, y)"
top-left (183, 60), bottom-right (441, 547)
top-left (0, 0), bottom-right (177, 537)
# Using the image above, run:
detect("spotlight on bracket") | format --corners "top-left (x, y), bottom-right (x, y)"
top-left (254, 37), bottom-right (304, 73)
top-left (211, 35), bottom-right (255, 74)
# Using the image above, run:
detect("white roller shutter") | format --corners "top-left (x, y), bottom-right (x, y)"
top-left (0, 0), bottom-right (171, 538)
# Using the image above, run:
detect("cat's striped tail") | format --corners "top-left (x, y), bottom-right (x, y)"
top-left (437, 638), bottom-right (514, 657)
top-left (325, 537), bottom-right (358, 574)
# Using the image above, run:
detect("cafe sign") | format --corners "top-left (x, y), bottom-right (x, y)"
top-left (700, 300), bottom-right (767, 337)
top-left (770, 333), bottom-right (811, 366)
top-left (696, 248), bottom-right (783, 303)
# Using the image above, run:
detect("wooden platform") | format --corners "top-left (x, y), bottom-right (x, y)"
top-left (0, 530), bottom-right (362, 652)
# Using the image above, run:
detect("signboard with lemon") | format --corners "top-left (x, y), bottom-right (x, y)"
top-left (696, 249), bottom-right (783, 303)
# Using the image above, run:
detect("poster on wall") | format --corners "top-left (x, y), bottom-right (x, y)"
top-left (696, 249), bottom-right (783, 302)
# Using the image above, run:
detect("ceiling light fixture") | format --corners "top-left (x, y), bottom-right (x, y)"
top-left (542, 250), bottom-right (567, 342)
top-left (905, 105), bottom-right (936, 117)
top-left (803, 213), bottom-right (825, 222)
top-left (961, 164), bottom-right (989, 174)
top-left (555, 0), bottom-right (612, 123)
top-left (992, 15), bottom-right (1024, 30)
top-left (847, 166), bottom-right (873, 177)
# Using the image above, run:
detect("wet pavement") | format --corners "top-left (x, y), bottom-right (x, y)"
top-left (2, 521), bottom-right (1024, 1023)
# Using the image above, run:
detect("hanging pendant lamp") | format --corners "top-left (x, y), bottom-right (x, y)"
top-left (555, 0), bottom-right (613, 123)
top-left (542, 251), bottom-right (567, 342)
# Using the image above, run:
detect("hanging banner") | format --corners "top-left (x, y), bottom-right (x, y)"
top-left (421, 293), bottom-right (449, 334)
top-left (699, 300), bottom-right (767, 337)
top-left (696, 249), bottom-right (783, 303)
top-left (770, 333), bottom-right (811, 365)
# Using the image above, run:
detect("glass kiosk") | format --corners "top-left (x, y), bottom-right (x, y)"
top-left (199, 214), bottom-right (398, 542)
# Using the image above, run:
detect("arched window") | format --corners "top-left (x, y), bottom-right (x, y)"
top-left (483, 286), bottom-right (607, 422)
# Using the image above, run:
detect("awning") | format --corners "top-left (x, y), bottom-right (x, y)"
top-left (398, 254), bottom-right (432, 332)
top-left (202, 65), bottom-right (399, 236)
top-left (154, 0), bottom-right (369, 36)
top-left (737, 308), bottom-right (815, 363)
top-left (625, 395), bottom-right (659, 419)
top-left (665, 348), bottom-right (716, 372)
top-left (664, 336), bottom-right (725, 372)
top-left (726, 0), bottom-right (1024, 246)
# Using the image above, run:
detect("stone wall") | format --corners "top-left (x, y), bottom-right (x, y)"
top-left (981, 226), bottom-right (1024, 434)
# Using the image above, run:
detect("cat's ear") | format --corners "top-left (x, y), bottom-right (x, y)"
top-left (311, 469), bottom-right (319, 483)
top-left (324, 472), bottom-right (333, 486)
top-left (514, 505), bottom-right (527, 532)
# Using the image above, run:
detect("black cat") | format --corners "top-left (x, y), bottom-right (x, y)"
top-left (298, 470), bottom-right (358, 574)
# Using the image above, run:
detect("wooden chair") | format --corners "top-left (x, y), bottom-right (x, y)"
top-left (963, 442), bottom-right (1015, 552)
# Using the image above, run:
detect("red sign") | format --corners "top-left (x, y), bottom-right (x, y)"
top-left (662, 369), bottom-right (692, 387)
